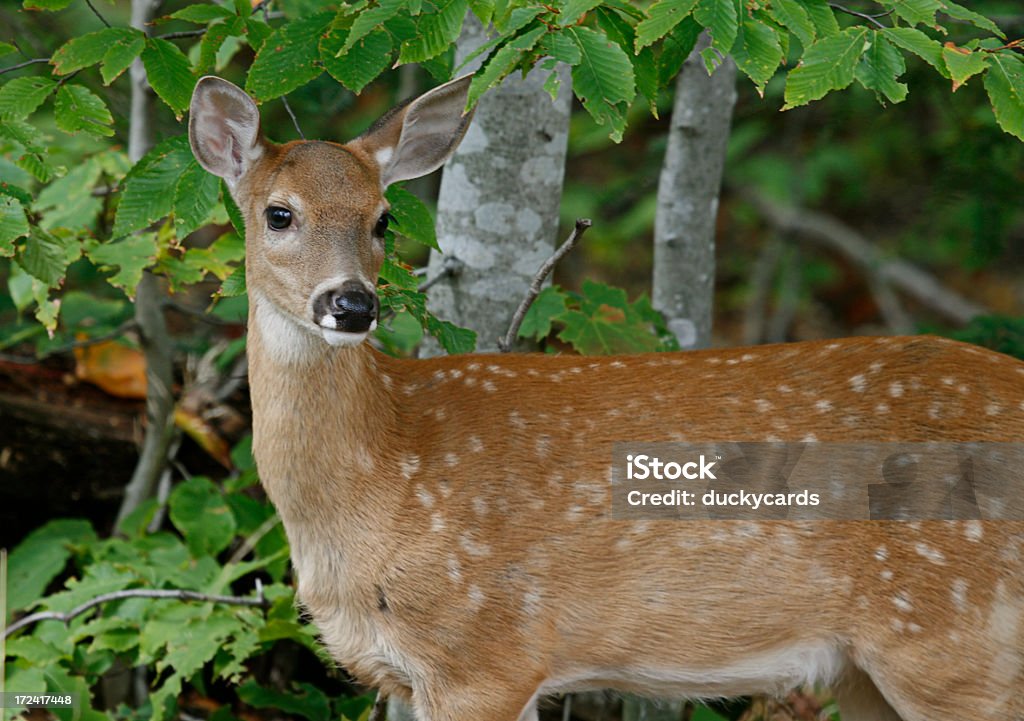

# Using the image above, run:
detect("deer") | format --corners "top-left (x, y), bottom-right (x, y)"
top-left (188, 74), bottom-right (1024, 721)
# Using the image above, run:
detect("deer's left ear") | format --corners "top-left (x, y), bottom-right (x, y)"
top-left (349, 75), bottom-right (475, 188)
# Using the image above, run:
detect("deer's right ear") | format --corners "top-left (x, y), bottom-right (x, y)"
top-left (189, 76), bottom-right (263, 189)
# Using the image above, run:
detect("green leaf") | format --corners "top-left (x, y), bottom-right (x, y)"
top-left (322, 25), bottom-right (394, 94)
top-left (378, 285), bottom-right (476, 354)
top-left (101, 31), bottom-right (147, 85)
top-left (342, 0), bottom-right (403, 53)
top-left (693, 0), bottom-right (739, 57)
top-left (198, 17), bottom-right (246, 75)
top-left (247, 11), bottom-right (333, 100)
top-left (398, 0), bottom-right (468, 65)
top-left (0, 41), bottom-right (16, 57)
top-left (167, 3), bottom-right (236, 23)
top-left (84, 232), bottom-right (159, 297)
top-left (0, 76), bottom-right (57, 120)
top-left (595, 8), bottom-right (659, 113)
top-left (142, 38), bottom-right (197, 116)
top-left (222, 180), bottom-right (246, 235)
top-left (218, 262), bottom-right (247, 297)
top-left (985, 53), bottom-right (1024, 141)
top-left (52, 27), bottom-right (141, 75)
top-left (23, 0), bottom-right (73, 9)
top-left (0, 195), bottom-right (29, 256)
top-left (555, 280), bottom-right (662, 355)
top-left (174, 161), bottom-right (220, 237)
top-left (878, 0), bottom-right (941, 27)
top-left (35, 156), bottom-right (104, 230)
top-left (238, 681), bottom-right (331, 721)
top-left (18, 227), bottom-right (79, 287)
top-left (783, 27), bottom-right (869, 109)
top-left (113, 135), bottom-right (194, 239)
top-left (882, 26), bottom-right (948, 77)
top-left (561, 0), bottom-right (602, 27)
top-left (856, 32), bottom-right (908, 104)
top-left (518, 285), bottom-right (568, 340)
top-left (658, 16), bottom-right (702, 85)
top-left (733, 19), bottom-right (782, 94)
top-left (941, 2), bottom-right (1004, 39)
top-left (54, 84), bottom-right (114, 137)
top-left (801, 0), bottom-right (839, 38)
top-left (636, 0), bottom-right (698, 51)
top-left (566, 26), bottom-right (635, 142)
top-left (942, 45), bottom-right (988, 91)
top-left (169, 476), bottom-right (238, 557)
top-left (768, 0), bottom-right (815, 48)
top-left (385, 184), bottom-right (438, 249)
top-left (467, 25), bottom-right (547, 107)
top-left (536, 31), bottom-right (581, 65)
top-left (6, 519), bottom-right (95, 616)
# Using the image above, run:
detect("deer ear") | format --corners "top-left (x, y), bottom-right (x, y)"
top-left (189, 76), bottom-right (263, 189)
top-left (351, 75), bottom-right (475, 188)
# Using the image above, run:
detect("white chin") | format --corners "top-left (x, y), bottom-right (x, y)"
top-left (320, 328), bottom-right (369, 347)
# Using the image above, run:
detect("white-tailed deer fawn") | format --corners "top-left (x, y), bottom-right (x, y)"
top-left (188, 75), bottom-right (1024, 721)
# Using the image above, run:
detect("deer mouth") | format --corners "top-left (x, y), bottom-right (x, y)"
top-left (317, 316), bottom-right (377, 347)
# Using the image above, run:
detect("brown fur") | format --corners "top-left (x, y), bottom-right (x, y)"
top-left (192, 77), bottom-right (1024, 721)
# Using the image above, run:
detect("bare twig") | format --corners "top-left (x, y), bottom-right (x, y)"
top-left (163, 299), bottom-right (241, 325)
top-left (227, 514), bottom-right (282, 566)
top-left (85, 0), bottom-right (112, 27)
top-left (1, 550), bottom-right (7, 697)
top-left (0, 320), bottom-right (139, 365)
top-left (4, 585), bottom-right (270, 639)
top-left (828, 3), bottom-right (893, 29)
top-left (367, 692), bottom-right (387, 721)
top-left (498, 218), bottom-right (591, 352)
top-left (418, 255), bottom-right (464, 293)
top-left (281, 95), bottom-right (305, 140)
top-left (0, 58), bottom-right (51, 76)
top-left (741, 190), bottom-right (987, 325)
top-left (153, 29), bottom-right (206, 40)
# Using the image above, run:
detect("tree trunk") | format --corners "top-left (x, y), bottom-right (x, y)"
top-left (651, 36), bottom-right (737, 351)
top-left (421, 14), bottom-right (572, 356)
top-left (114, 0), bottom-right (177, 532)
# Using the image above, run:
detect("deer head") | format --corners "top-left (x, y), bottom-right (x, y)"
top-left (188, 75), bottom-right (474, 351)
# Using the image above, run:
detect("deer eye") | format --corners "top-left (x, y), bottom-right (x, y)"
top-left (266, 206), bottom-right (292, 231)
top-left (374, 212), bottom-right (394, 237)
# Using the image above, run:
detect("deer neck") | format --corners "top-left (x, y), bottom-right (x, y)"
top-left (246, 291), bottom-right (398, 535)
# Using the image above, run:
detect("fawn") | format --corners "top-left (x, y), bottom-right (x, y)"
top-left (188, 75), bottom-right (1024, 721)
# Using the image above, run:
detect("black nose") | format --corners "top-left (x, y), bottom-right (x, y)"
top-left (316, 281), bottom-right (379, 333)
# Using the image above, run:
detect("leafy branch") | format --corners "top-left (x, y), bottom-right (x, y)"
top-left (4, 585), bottom-right (270, 639)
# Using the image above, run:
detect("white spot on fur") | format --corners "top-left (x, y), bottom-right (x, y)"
top-left (431, 512), bottom-right (445, 533)
top-left (849, 374), bottom-right (867, 392)
top-left (469, 435), bottom-right (484, 453)
top-left (816, 399), bottom-right (833, 413)
top-left (881, 569), bottom-right (894, 581)
top-left (445, 452), bottom-right (459, 467)
top-left (610, 361), bottom-right (625, 368)
top-left (400, 455), bottom-right (420, 479)
top-left (467, 584), bottom-right (485, 610)
top-left (447, 556), bottom-right (462, 583)
top-left (460, 534), bottom-right (491, 557)
top-left (893, 592), bottom-right (913, 613)
top-left (509, 410), bottom-right (527, 430)
top-left (985, 402), bottom-right (1002, 416)
top-left (416, 485), bottom-right (435, 508)
top-left (802, 433), bottom-right (817, 443)
top-left (914, 543), bottom-right (946, 565)
top-left (482, 380), bottom-right (497, 393)
top-left (778, 384), bottom-right (793, 393)
top-left (951, 578), bottom-right (969, 613)
top-left (889, 381), bottom-right (904, 398)
top-left (472, 496), bottom-right (488, 516)
top-left (536, 435), bottom-right (551, 457)
top-left (875, 402), bottom-right (890, 414)
top-left (964, 520), bottom-right (983, 542)
top-left (755, 399), bottom-right (772, 413)
top-left (875, 546), bottom-right (889, 561)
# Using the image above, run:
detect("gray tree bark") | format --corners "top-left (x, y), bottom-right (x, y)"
top-left (652, 37), bottom-right (737, 351)
top-left (114, 0), bottom-right (178, 531)
top-left (421, 14), bottom-right (572, 356)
